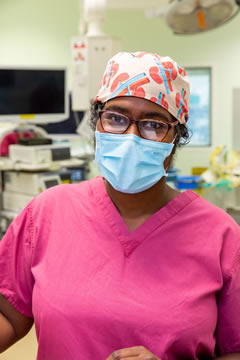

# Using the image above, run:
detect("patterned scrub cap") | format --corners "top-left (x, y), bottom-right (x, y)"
top-left (95, 51), bottom-right (190, 124)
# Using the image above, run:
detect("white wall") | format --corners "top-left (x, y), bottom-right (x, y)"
top-left (0, 0), bottom-right (79, 89)
top-left (0, 1), bottom-right (240, 175)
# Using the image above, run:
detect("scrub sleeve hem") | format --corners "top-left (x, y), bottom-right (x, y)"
top-left (0, 288), bottom-right (33, 318)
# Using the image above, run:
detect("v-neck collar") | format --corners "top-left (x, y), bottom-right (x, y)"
top-left (91, 176), bottom-right (198, 257)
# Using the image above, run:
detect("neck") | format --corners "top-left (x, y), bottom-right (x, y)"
top-left (104, 178), bottom-right (178, 219)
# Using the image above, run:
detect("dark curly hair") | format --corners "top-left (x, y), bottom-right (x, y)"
top-left (89, 100), bottom-right (191, 148)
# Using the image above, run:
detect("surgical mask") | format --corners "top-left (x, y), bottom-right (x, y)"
top-left (95, 131), bottom-right (174, 194)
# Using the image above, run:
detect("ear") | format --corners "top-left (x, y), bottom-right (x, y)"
top-left (164, 145), bottom-right (177, 173)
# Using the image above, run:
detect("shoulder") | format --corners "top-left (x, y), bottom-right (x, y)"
top-left (33, 177), bottom-right (99, 205)
top-left (172, 190), bottom-right (240, 249)
top-left (186, 191), bottom-right (240, 243)
top-left (186, 191), bottom-right (240, 277)
top-left (28, 177), bottom-right (102, 220)
top-left (186, 190), bottom-right (239, 227)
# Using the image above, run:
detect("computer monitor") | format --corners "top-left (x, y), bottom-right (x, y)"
top-left (39, 92), bottom-right (84, 134)
top-left (0, 67), bottom-right (69, 124)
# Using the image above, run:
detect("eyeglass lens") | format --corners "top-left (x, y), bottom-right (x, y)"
top-left (100, 111), bottom-right (170, 141)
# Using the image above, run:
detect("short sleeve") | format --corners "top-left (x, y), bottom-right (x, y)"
top-left (215, 222), bottom-right (240, 355)
top-left (0, 202), bottom-right (35, 318)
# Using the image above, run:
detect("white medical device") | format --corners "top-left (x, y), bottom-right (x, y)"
top-left (9, 144), bottom-right (71, 165)
top-left (2, 170), bottom-right (71, 213)
top-left (72, 36), bottom-right (120, 111)
top-left (4, 171), bottom-right (63, 196)
top-left (2, 192), bottom-right (34, 214)
top-left (72, 0), bottom-right (120, 111)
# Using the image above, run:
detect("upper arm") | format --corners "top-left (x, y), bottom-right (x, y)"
top-left (0, 203), bottom-right (35, 319)
top-left (215, 223), bottom-right (240, 355)
top-left (0, 293), bottom-right (33, 352)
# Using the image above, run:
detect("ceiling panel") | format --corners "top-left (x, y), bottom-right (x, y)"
top-left (79, 0), bottom-right (170, 10)
top-left (107, 0), bottom-right (169, 8)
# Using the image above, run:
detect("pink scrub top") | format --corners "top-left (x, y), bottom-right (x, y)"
top-left (0, 176), bottom-right (240, 360)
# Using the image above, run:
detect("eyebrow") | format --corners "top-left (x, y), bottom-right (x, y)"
top-left (104, 105), bottom-right (172, 122)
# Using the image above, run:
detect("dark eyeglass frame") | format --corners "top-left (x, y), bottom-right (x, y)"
top-left (99, 110), bottom-right (178, 142)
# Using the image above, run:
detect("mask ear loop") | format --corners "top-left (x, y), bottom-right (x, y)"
top-left (165, 133), bottom-right (178, 174)
top-left (171, 133), bottom-right (178, 145)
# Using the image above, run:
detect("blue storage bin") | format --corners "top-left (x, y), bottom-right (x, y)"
top-left (166, 168), bottom-right (180, 183)
top-left (175, 176), bottom-right (202, 190)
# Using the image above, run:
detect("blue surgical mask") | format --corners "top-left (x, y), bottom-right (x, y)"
top-left (95, 131), bottom-right (174, 194)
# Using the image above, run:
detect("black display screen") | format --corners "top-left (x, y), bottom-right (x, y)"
top-left (44, 179), bottom-right (59, 189)
top-left (0, 69), bottom-right (65, 115)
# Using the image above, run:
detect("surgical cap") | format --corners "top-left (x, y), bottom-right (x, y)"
top-left (95, 51), bottom-right (190, 125)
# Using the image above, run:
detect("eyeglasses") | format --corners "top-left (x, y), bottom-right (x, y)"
top-left (99, 110), bottom-right (178, 142)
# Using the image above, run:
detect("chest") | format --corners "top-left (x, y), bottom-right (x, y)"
top-left (31, 220), bottom-right (221, 359)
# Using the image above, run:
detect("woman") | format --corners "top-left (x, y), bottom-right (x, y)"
top-left (0, 52), bottom-right (240, 360)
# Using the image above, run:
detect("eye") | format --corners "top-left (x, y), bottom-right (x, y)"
top-left (104, 112), bottom-right (128, 125)
top-left (111, 114), bottom-right (126, 124)
top-left (141, 120), bottom-right (168, 131)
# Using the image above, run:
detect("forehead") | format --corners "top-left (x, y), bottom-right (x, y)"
top-left (103, 96), bottom-right (175, 122)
